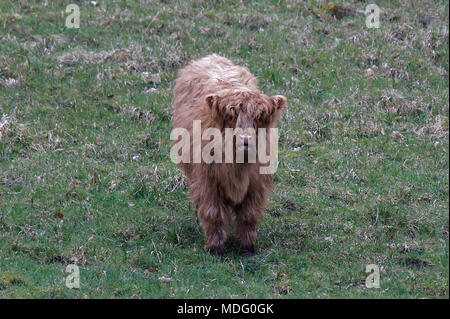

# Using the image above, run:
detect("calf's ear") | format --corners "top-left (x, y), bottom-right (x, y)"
top-left (271, 95), bottom-right (287, 111)
top-left (206, 95), bottom-right (219, 109)
top-left (206, 95), bottom-right (220, 118)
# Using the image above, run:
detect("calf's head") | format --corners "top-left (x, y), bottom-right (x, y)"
top-left (206, 91), bottom-right (287, 152)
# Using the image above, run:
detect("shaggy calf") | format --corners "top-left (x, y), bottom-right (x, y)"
top-left (172, 54), bottom-right (287, 256)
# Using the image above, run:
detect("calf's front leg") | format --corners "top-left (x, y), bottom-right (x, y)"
top-left (235, 190), bottom-right (265, 256)
top-left (197, 199), bottom-right (232, 255)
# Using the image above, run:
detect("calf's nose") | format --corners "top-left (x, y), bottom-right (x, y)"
top-left (239, 134), bottom-right (252, 144)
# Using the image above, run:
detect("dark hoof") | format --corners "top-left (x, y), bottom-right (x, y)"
top-left (239, 246), bottom-right (255, 257)
top-left (206, 246), bottom-right (225, 257)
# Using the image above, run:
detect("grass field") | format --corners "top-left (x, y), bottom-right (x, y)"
top-left (0, 0), bottom-right (448, 298)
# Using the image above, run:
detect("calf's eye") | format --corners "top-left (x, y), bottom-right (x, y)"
top-left (257, 112), bottom-right (264, 122)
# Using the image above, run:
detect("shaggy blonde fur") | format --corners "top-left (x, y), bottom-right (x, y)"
top-left (172, 54), bottom-right (287, 255)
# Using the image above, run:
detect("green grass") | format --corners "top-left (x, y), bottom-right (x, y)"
top-left (0, 0), bottom-right (448, 298)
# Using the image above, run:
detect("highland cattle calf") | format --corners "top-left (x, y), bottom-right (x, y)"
top-left (172, 54), bottom-right (287, 256)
